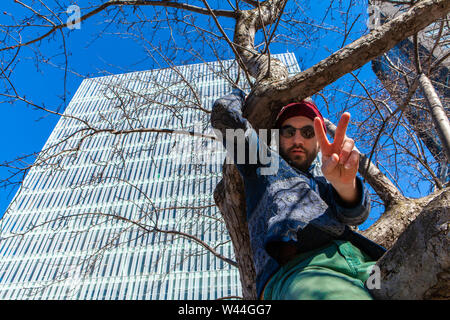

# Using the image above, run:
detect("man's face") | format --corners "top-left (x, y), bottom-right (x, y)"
top-left (278, 116), bottom-right (320, 172)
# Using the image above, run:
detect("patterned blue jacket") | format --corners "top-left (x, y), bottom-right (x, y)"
top-left (211, 89), bottom-right (385, 297)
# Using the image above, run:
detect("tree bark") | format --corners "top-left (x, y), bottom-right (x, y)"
top-left (214, 165), bottom-right (256, 299)
top-left (368, 187), bottom-right (450, 299)
top-left (419, 73), bottom-right (450, 162)
top-left (233, 0), bottom-right (289, 84)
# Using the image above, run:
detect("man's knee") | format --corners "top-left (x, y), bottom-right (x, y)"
top-left (281, 269), bottom-right (373, 300)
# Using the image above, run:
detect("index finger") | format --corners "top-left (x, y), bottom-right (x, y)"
top-left (333, 112), bottom-right (351, 148)
top-left (314, 117), bottom-right (330, 154)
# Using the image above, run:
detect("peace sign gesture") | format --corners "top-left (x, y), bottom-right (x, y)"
top-left (314, 112), bottom-right (360, 204)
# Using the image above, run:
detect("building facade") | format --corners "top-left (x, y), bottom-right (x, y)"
top-left (0, 53), bottom-right (300, 299)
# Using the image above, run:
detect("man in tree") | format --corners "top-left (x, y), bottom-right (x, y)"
top-left (211, 89), bottom-right (386, 300)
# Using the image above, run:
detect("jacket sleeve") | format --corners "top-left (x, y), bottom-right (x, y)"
top-left (329, 176), bottom-right (371, 226)
top-left (211, 88), bottom-right (248, 133)
top-left (210, 89), bottom-right (269, 177)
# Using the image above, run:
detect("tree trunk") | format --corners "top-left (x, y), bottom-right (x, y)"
top-left (214, 165), bottom-right (256, 299)
top-left (419, 73), bottom-right (450, 162)
top-left (367, 187), bottom-right (450, 299)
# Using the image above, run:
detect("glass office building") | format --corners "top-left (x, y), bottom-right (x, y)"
top-left (0, 53), bottom-right (300, 299)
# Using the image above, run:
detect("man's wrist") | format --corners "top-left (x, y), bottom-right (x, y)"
top-left (331, 178), bottom-right (359, 207)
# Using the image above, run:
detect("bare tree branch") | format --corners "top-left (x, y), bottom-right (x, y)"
top-left (244, 0), bottom-right (450, 128)
top-left (0, 0), bottom-right (237, 53)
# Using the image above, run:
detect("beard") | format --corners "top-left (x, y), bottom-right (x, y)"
top-left (280, 145), bottom-right (318, 173)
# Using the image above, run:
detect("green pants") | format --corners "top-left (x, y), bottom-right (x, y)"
top-left (263, 240), bottom-right (376, 300)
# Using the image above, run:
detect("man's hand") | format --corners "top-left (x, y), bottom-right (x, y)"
top-left (314, 112), bottom-right (360, 205)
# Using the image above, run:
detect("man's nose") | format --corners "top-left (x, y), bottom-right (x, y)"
top-left (292, 130), bottom-right (305, 144)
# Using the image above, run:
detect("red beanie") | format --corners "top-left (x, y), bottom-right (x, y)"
top-left (274, 100), bottom-right (327, 133)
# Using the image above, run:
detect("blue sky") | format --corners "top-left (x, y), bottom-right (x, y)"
top-left (0, 0), bottom-right (424, 229)
top-left (0, 0), bottom-right (150, 215)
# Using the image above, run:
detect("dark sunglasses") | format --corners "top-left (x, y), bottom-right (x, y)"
top-left (280, 125), bottom-right (315, 139)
